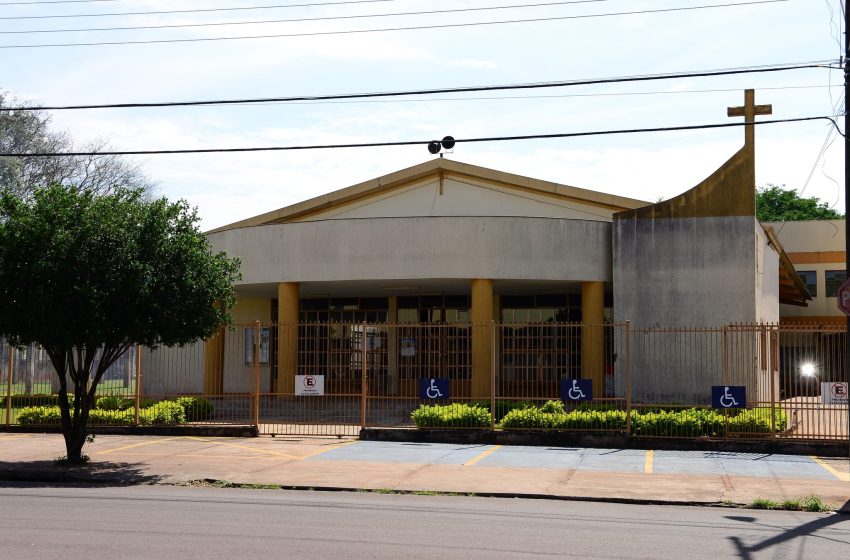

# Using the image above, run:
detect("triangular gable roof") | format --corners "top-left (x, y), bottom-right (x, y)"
top-left (207, 158), bottom-right (650, 233)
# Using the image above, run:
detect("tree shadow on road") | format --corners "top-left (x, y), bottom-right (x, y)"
top-left (727, 501), bottom-right (850, 559)
top-left (0, 459), bottom-right (164, 487)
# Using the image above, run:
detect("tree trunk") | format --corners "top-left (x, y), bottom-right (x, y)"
top-left (62, 419), bottom-right (89, 464)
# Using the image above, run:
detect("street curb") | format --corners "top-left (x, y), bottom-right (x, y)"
top-left (360, 428), bottom-right (850, 457)
top-left (2, 473), bottom-right (846, 513)
top-left (0, 425), bottom-right (258, 438)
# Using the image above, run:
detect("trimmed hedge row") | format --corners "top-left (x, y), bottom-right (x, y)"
top-left (17, 396), bottom-right (214, 426)
top-left (410, 403), bottom-right (491, 428)
top-left (411, 401), bottom-right (787, 436)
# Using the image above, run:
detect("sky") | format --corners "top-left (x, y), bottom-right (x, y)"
top-left (0, 0), bottom-right (845, 230)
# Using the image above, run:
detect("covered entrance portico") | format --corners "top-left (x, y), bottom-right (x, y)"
top-left (205, 277), bottom-right (612, 401)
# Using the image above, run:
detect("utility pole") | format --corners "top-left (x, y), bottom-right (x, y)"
top-left (844, 0), bottom-right (849, 464)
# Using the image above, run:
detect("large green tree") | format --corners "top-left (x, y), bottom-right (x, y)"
top-left (756, 184), bottom-right (844, 222)
top-left (0, 185), bottom-right (240, 463)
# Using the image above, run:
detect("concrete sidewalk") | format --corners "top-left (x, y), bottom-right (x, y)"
top-left (1, 433), bottom-right (848, 511)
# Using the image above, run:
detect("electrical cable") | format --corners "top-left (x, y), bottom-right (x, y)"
top-left (0, 0), bottom-right (119, 4)
top-left (244, 84), bottom-right (839, 107)
top-left (0, 0), bottom-right (512, 20)
top-left (1, 116), bottom-right (838, 157)
top-left (2, 1), bottom-right (640, 35)
top-left (0, 0), bottom-right (790, 49)
top-left (7, 61), bottom-right (835, 111)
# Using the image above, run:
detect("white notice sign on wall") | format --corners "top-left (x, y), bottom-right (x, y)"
top-left (821, 382), bottom-right (848, 405)
top-left (295, 375), bottom-right (325, 396)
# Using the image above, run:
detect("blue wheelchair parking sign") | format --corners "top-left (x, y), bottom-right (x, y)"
top-left (560, 379), bottom-right (593, 402)
top-left (712, 385), bottom-right (746, 409)
top-left (419, 378), bottom-right (450, 400)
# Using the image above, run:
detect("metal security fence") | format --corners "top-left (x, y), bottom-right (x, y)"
top-left (2, 322), bottom-right (848, 442)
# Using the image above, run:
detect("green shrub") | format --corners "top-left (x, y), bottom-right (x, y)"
top-left (96, 395), bottom-right (124, 411)
top-left (175, 396), bottom-right (214, 421)
top-left (410, 403), bottom-right (490, 428)
top-left (470, 400), bottom-right (534, 421)
top-left (17, 406), bottom-right (62, 425)
top-left (141, 401), bottom-right (186, 425)
top-left (499, 408), bottom-right (559, 429)
top-left (631, 408), bottom-right (728, 437)
top-left (89, 408), bottom-right (135, 426)
top-left (558, 409), bottom-right (627, 430)
top-left (539, 400), bottom-right (566, 414)
top-left (500, 407), bottom-right (627, 430)
top-left (727, 408), bottom-right (786, 434)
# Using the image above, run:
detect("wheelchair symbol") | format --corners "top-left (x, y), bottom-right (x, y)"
top-left (426, 379), bottom-right (443, 399)
top-left (719, 386), bottom-right (739, 408)
top-left (567, 379), bottom-right (586, 400)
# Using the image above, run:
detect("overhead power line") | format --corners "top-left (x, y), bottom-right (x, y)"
top-left (243, 84), bottom-right (840, 107)
top-left (0, 0), bottom-right (118, 4)
top-left (0, 0), bottom-right (477, 20)
top-left (1, 116), bottom-right (839, 157)
top-left (3, 1), bottom-right (630, 35)
top-left (0, 0), bottom-right (790, 49)
top-left (9, 61), bottom-right (835, 111)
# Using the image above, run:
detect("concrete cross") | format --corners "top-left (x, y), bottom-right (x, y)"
top-left (727, 88), bottom-right (772, 148)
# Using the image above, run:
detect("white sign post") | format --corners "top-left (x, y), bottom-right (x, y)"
top-left (295, 375), bottom-right (325, 396)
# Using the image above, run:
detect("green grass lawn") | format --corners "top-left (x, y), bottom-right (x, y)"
top-left (3, 379), bottom-right (136, 396)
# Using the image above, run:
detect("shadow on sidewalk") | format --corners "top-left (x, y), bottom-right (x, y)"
top-left (0, 460), bottom-right (164, 487)
top-left (727, 501), bottom-right (850, 559)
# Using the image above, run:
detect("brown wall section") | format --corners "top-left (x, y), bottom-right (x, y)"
top-left (615, 147), bottom-right (755, 222)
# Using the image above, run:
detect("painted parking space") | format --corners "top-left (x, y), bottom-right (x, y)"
top-left (473, 445), bottom-right (647, 472)
top-left (632, 450), bottom-right (839, 480)
top-left (305, 440), bottom-right (494, 465)
top-left (87, 435), bottom-right (357, 462)
top-left (305, 441), bottom-right (846, 480)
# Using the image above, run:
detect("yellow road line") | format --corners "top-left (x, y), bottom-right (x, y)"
top-left (95, 436), bottom-right (184, 455)
top-left (810, 456), bottom-right (850, 482)
top-left (294, 439), bottom-right (359, 460)
top-left (183, 436), bottom-right (302, 459)
top-left (644, 450), bottom-right (654, 474)
top-left (464, 445), bottom-right (502, 466)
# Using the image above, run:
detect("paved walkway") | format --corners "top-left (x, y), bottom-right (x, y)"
top-left (1, 433), bottom-right (848, 510)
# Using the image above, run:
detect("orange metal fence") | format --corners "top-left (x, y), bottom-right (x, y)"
top-left (2, 322), bottom-right (848, 441)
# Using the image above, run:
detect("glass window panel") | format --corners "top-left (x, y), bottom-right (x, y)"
top-left (826, 270), bottom-right (845, 297)
top-left (398, 308), bottom-right (418, 323)
top-left (797, 270), bottom-right (817, 297)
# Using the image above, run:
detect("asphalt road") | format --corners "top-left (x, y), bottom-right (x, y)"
top-left (0, 485), bottom-right (847, 559)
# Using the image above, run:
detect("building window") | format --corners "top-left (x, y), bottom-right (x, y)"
top-left (244, 327), bottom-right (270, 366)
top-left (825, 270), bottom-right (846, 297)
top-left (797, 270), bottom-right (817, 297)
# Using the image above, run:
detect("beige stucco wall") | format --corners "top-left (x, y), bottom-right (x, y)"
top-left (295, 176), bottom-right (619, 222)
top-left (209, 217), bottom-right (613, 286)
top-left (224, 298), bottom-right (272, 393)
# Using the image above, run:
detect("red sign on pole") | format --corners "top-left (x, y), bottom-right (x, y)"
top-left (838, 279), bottom-right (850, 316)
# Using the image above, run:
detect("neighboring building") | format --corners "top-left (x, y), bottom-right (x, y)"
top-left (768, 219), bottom-right (846, 325)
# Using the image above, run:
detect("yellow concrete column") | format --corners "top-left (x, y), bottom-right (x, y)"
top-left (277, 282), bottom-right (299, 394)
top-left (203, 326), bottom-right (225, 395)
top-left (471, 279), bottom-right (494, 399)
top-left (581, 281), bottom-right (605, 396)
